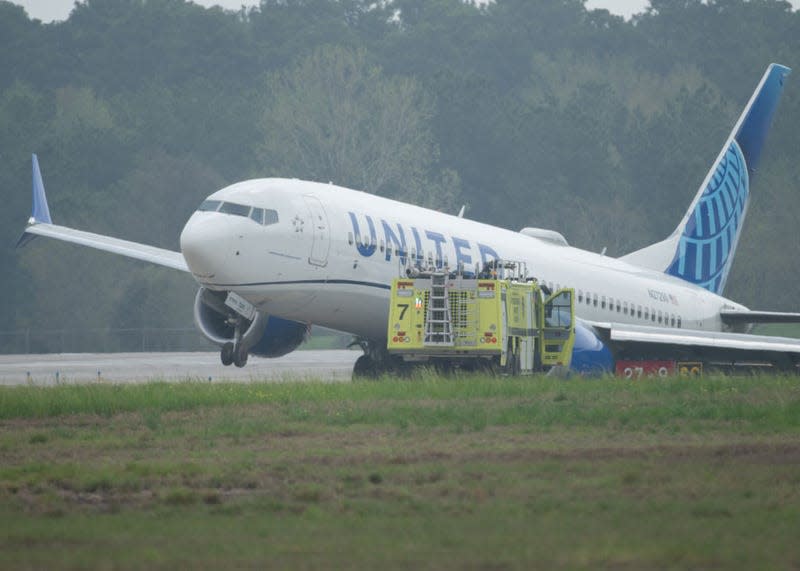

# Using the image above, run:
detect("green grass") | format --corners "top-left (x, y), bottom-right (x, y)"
top-left (1, 374), bottom-right (800, 569)
top-left (755, 322), bottom-right (800, 338)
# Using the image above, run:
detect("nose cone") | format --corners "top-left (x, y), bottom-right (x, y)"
top-left (180, 213), bottom-right (231, 280)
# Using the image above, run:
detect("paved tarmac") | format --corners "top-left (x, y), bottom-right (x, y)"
top-left (0, 350), bottom-right (361, 385)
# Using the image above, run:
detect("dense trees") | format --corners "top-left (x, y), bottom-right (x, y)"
top-left (259, 46), bottom-right (459, 208)
top-left (1, 0), bottom-right (799, 342)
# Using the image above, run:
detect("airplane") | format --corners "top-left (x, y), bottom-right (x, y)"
top-left (18, 63), bottom-right (800, 376)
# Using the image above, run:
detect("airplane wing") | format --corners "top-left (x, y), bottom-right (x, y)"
top-left (590, 321), bottom-right (800, 370)
top-left (21, 222), bottom-right (189, 272)
top-left (17, 155), bottom-right (189, 273)
top-left (719, 310), bottom-right (800, 325)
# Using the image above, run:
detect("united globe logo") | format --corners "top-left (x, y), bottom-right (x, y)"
top-left (667, 140), bottom-right (749, 294)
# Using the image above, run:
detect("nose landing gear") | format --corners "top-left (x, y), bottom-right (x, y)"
top-left (195, 288), bottom-right (264, 368)
top-left (219, 319), bottom-right (252, 367)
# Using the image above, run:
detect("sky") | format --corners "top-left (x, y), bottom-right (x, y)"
top-left (9, 0), bottom-right (770, 23)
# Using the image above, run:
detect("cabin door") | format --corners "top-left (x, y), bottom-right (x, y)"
top-left (303, 195), bottom-right (330, 267)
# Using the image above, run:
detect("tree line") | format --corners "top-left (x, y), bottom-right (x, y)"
top-left (1, 0), bottom-right (798, 342)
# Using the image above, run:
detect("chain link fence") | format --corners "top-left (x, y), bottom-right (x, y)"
top-left (0, 328), bottom-right (214, 354)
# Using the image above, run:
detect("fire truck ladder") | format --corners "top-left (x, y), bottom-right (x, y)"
top-left (424, 273), bottom-right (454, 346)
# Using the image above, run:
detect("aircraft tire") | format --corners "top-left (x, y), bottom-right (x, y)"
top-left (233, 345), bottom-right (248, 368)
top-left (352, 355), bottom-right (378, 379)
top-left (221, 343), bottom-right (234, 366)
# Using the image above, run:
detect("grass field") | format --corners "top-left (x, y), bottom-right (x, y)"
top-left (1, 373), bottom-right (800, 569)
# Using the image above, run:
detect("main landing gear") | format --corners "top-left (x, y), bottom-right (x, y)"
top-left (351, 339), bottom-right (406, 379)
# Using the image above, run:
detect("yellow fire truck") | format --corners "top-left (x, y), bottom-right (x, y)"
top-left (386, 262), bottom-right (575, 374)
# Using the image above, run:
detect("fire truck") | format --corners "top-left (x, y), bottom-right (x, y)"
top-left (386, 261), bottom-right (575, 374)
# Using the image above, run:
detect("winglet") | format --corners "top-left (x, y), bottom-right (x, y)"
top-left (17, 154), bottom-right (53, 248)
top-left (30, 154), bottom-right (52, 224)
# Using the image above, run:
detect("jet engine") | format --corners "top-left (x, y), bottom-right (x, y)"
top-left (570, 322), bottom-right (615, 374)
top-left (193, 288), bottom-right (308, 366)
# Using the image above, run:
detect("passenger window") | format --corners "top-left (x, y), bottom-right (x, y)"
top-left (348, 232), bottom-right (354, 246)
top-left (578, 290), bottom-right (583, 303)
top-left (658, 310), bottom-right (662, 324)
top-left (651, 309), bottom-right (656, 322)
top-left (637, 305), bottom-right (642, 319)
top-left (601, 296), bottom-right (606, 309)
top-left (380, 239), bottom-right (385, 253)
top-left (623, 301), bottom-right (628, 315)
top-left (677, 316), bottom-right (682, 328)
top-left (263, 209), bottom-right (279, 225)
top-left (198, 199), bottom-right (221, 212)
top-left (644, 308), bottom-right (649, 320)
top-left (616, 300), bottom-right (621, 312)
top-left (670, 315), bottom-right (675, 327)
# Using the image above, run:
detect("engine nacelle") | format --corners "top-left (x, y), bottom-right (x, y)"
top-left (193, 288), bottom-right (308, 358)
top-left (570, 321), bottom-right (615, 374)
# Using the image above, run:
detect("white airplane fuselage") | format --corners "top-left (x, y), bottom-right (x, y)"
top-left (179, 178), bottom-right (747, 341)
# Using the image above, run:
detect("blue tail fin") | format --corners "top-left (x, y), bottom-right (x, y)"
top-left (622, 64), bottom-right (790, 294)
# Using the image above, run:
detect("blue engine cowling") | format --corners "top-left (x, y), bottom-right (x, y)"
top-left (570, 321), bottom-right (614, 374)
top-left (193, 288), bottom-right (308, 358)
top-left (249, 315), bottom-right (308, 357)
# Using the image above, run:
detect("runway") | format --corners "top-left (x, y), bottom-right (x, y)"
top-left (0, 350), bottom-right (361, 385)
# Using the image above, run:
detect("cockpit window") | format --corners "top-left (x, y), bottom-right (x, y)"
top-left (250, 208), bottom-right (264, 224)
top-left (198, 199), bottom-right (221, 212)
top-left (201, 200), bottom-right (280, 226)
top-left (263, 209), bottom-right (279, 225)
top-left (218, 202), bottom-right (251, 217)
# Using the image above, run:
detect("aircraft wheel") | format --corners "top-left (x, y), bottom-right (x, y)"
top-left (221, 342), bottom-right (234, 366)
top-left (352, 355), bottom-right (378, 379)
top-left (233, 345), bottom-right (248, 368)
